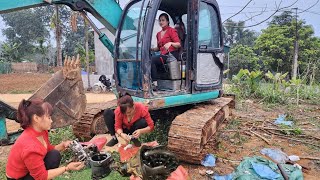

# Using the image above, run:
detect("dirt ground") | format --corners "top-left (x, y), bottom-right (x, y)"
top-left (0, 73), bottom-right (52, 94)
top-left (185, 101), bottom-right (320, 180)
top-left (0, 73), bottom-right (319, 179)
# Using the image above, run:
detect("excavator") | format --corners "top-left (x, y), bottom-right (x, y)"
top-left (0, 0), bottom-right (234, 164)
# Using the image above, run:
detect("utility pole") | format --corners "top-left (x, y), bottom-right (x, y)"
top-left (292, 8), bottom-right (298, 79)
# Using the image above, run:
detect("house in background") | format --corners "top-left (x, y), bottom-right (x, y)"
top-left (94, 28), bottom-right (115, 80)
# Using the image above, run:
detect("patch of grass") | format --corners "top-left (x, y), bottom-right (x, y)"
top-left (232, 131), bottom-right (248, 145)
top-left (49, 126), bottom-right (76, 164)
top-left (9, 90), bottom-right (34, 94)
top-left (228, 69), bottom-right (320, 106)
top-left (56, 168), bottom-right (129, 180)
top-left (226, 119), bottom-right (241, 130)
top-left (309, 117), bottom-right (320, 128)
top-left (0, 161), bottom-right (6, 180)
top-left (139, 119), bottom-right (172, 145)
top-left (111, 151), bottom-right (120, 163)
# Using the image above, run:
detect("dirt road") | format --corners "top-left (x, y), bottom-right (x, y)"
top-left (0, 93), bottom-right (116, 107)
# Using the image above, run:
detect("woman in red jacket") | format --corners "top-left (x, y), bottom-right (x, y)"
top-left (104, 95), bottom-right (154, 147)
top-left (150, 13), bottom-right (181, 83)
top-left (6, 99), bottom-right (84, 180)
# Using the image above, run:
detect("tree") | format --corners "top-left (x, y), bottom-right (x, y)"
top-left (223, 19), bottom-right (258, 47)
top-left (52, 5), bottom-right (63, 67)
top-left (255, 11), bottom-right (320, 79)
top-left (229, 44), bottom-right (260, 75)
top-left (1, 9), bottom-right (49, 60)
top-left (63, 14), bottom-right (94, 56)
top-left (270, 11), bottom-right (294, 26)
top-left (75, 44), bottom-right (95, 65)
top-left (0, 42), bottom-right (21, 62)
top-left (33, 38), bottom-right (49, 64)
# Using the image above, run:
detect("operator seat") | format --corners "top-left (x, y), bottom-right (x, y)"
top-left (174, 17), bottom-right (186, 60)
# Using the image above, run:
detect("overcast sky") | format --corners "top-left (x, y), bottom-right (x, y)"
top-left (0, 0), bottom-right (319, 42)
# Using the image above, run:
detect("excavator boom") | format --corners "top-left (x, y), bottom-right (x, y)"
top-left (0, 0), bottom-right (122, 34)
top-left (0, 0), bottom-right (123, 54)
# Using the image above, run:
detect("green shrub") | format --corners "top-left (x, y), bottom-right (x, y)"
top-left (49, 126), bottom-right (75, 164)
top-left (139, 120), bottom-right (171, 145)
top-left (228, 69), bottom-right (320, 105)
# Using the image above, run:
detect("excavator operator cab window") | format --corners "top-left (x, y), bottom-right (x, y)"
top-left (115, 0), bottom-right (149, 91)
top-left (198, 2), bottom-right (220, 49)
top-left (118, 2), bottom-right (143, 60)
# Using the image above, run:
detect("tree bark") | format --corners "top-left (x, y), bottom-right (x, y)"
top-left (292, 41), bottom-right (298, 79)
top-left (85, 19), bottom-right (91, 89)
top-left (55, 5), bottom-right (62, 67)
top-left (292, 8), bottom-right (298, 79)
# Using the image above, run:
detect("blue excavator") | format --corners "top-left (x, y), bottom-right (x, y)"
top-left (0, 0), bottom-right (234, 164)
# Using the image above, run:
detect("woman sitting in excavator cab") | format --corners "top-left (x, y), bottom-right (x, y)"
top-left (150, 13), bottom-right (181, 89)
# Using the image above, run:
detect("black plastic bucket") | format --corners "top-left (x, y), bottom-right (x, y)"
top-left (90, 153), bottom-right (113, 180)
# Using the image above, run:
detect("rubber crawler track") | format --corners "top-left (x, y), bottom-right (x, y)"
top-left (72, 100), bottom-right (117, 141)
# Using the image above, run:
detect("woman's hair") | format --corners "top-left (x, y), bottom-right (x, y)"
top-left (118, 95), bottom-right (134, 114)
top-left (17, 98), bottom-right (53, 129)
top-left (159, 13), bottom-right (170, 25)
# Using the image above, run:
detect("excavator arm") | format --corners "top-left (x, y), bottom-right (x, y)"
top-left (0, 0), bottom-right (123, 54)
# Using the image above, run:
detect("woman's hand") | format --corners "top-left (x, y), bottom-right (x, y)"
top-left (55, 140), bottom-right (72, 151)
top-left (133, 129), bottom-right (141, 138)
top-left (62, 140), bottom-right (72, 149)
top-left (120, 133), bottom-right (131, 143)
top-left (164, 42), bottom-right (172, 50)
top-left (66, 162), bottom-right (85, 171)
top-left (151, 47), bottom-right (159, 52)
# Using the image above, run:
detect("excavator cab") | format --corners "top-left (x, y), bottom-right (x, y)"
top-left (114, 0), bottom-right (224, 109)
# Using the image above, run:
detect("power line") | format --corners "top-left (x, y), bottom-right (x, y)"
top-left (303, 10), bottom-right (320, 15)
top-left (221, 9), bottom-right (290, 15)
top-left (298, 0), bottom-right (319, 14)
top-left (223, 0), bottom-right (299, 28)
top-left (220, 5), bottom-right (271, 9)
top-left (223, 0), bottom-right (254, 23)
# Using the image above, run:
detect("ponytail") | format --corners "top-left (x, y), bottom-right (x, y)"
top-left (17, 99), bottom-right (32, 129)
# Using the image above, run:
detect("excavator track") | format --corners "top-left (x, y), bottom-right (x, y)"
top-left (167, 97), bottom-right (235, 164)
top-left (72, 99), bottom-right (117, 141)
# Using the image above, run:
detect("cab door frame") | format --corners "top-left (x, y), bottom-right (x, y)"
top-left (191, 0), bottom-right (224, 92)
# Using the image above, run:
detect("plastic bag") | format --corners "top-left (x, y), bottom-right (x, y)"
top-left (274, 114), bottom-right (293, 126)
top-left (260, 148), bottom-right (289, 163)
top-left (251, 162), bottom-right (281, 179)
top-left (201, 154), bottom-right (216, 167)
top-left (213, 173), bottom-right (233, 180)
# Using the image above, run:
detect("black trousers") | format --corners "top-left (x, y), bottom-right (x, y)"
top-left (103, 109), bottom-right (148, 136)
top-left (151, 51), bottom-right (179, 80)
top-left (7, 150), bottom-right (61, 180)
